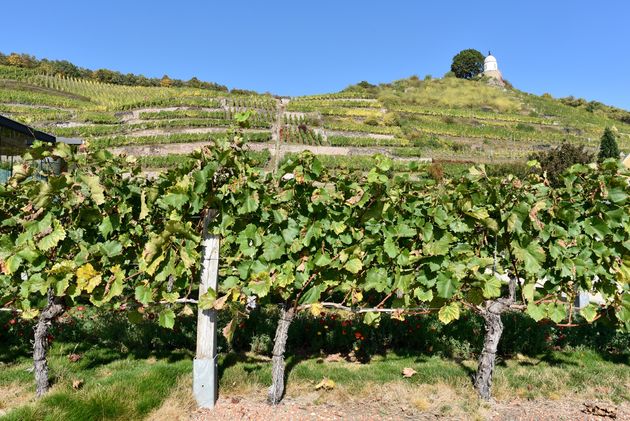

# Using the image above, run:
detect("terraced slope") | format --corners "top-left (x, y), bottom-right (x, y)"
top-left (1, 65), bottom-right (628, 174)
top-left (286, 77), bottom-right (630, 165)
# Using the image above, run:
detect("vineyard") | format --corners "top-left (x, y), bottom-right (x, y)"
top-left (1, 55), bottom-right (630, 418)
top-left (1, 63), bottom-right (629, 176)
top-left (0, 133), bottom-right (629, 419)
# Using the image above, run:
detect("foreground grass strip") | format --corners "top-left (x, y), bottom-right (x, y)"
top-left (1, 346), bottom-right (191, 421)
top-left (1, 348), bottom-right (628, 420)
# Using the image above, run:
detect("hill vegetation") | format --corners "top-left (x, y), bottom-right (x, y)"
top-left (0, 53), bottom-right (628, 175)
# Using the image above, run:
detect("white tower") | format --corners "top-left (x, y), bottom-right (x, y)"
top-left (483, 51), bottom-right (504, 86)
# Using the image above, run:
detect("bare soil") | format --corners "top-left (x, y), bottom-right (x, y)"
top-left (190, 393), bottom-right (629, 421)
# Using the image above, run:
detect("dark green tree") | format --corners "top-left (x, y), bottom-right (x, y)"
top-left (450, 49), bottom-right (485, 79)
top-left (598, 127), bottom-right (620, 162)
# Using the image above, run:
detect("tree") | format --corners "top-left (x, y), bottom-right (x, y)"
top-left (598, 127), bottom-right (620, 162)
top-left (450, 49), bottom-right (485, 80)
top-left (529, 143), bottom-right (593, 187)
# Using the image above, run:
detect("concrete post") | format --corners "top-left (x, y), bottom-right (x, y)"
top-left (193, 213), bottom-right (219, 409)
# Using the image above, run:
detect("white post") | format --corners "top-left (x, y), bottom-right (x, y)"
top-left (194, 212), bottom-right (219, 409)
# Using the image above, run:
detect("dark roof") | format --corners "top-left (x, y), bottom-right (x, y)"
top-left (0, 115), bottom-right (56, 143)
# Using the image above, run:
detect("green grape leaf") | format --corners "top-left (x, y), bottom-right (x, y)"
top-left (579, 304), bottom-right (598, 323)
top-left (158, 309), bottom-right (176, 329)
top-left (262, 235), bottom-right (285, 261)
top-left (135, 284), bottom-right (153, 305)
top-left (436, 273), bottom-right (458, 299)
top-left (81, 174), bottom-right (105, 205)
top-left (526, 303), bottom-right (546, 321)
top-left (344, 258), bottom-right (363, 274)
top-left (363, 311), bottom-right (381, 326)
top-left (364, 268), bottom-right (388, 292)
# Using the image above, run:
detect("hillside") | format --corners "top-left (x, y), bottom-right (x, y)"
top-left (1, 63), bottom-right (628, 175)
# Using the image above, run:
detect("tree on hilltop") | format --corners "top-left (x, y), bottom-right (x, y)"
top-left (598, 127), bottom-right (620, 162)
top-left (451, 49), bottom-right (484, 79)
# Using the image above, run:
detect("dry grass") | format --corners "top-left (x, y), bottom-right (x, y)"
top-left (381, 77), bottom-right (521, 113)
top-left (282, 378), bottom-right (486, 420)
top-left (146, 374), bottom-right (196, 421)
top-left (0, 382), bottom-right (33, 415)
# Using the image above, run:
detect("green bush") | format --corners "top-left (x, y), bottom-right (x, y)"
top-left (250, 334), bottom-right (273, 356)
top-left (529, 142), bottom-right (593, 187)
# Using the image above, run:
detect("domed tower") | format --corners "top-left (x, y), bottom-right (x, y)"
top-left (483, 52), bottom-right (504, 86)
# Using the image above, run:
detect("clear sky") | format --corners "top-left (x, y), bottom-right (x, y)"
top-left (1, 1), bottom-right (629, 109)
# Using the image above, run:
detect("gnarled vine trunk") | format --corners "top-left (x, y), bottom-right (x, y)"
top-left (474, 298), bottom-right (512, 400)
top-left (33, 290), bottom-right (64, 397)
top-left (267, 306), bottom-right (295, 405)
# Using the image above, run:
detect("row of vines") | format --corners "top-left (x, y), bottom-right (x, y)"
top-left (0, 133), bottom-right (628, 403)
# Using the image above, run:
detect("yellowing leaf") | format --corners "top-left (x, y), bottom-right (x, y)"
top-left (222, 319), bottom-right (236, 343)
top-left (438, 302), bottom-right (460, 324)
top-left (76, 263), bottom-right (102, 293)
top-left (213, 294), bottom-right (229, 310)
top-left (314, 377), bottom-right (335, 391)
top-left (139, 190), bottom-right (149, 220)
top-left (310, 303), bottom-right (323, 317)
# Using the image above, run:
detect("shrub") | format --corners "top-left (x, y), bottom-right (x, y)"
top-left (364, 116), bottom-right (380, 126)
top-left (515, 123), bottom-right (535, 132)
top-left (529, 142), bottom-right (593, 187)
top-left (427, 163), bottom-right (444, 182)
top-left (250, 334), bottom-right (273, 355)
top-left (382, 112), bottom-right (399, 126)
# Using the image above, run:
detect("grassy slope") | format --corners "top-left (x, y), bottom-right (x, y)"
top-left (1, 66), bottom-right (629, 172)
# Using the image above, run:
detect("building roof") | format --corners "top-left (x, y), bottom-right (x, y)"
top-left (0, 115), bottom-right (56, 144)
top-left (484, 54), bottom-right (497, 64)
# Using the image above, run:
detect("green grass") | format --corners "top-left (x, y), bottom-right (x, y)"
top-left (380, 77), bottom-right (521, 113)
top-left (2, 345), bottom-right (627, 421)
top-left (0, 344), bottom-right (192, 421)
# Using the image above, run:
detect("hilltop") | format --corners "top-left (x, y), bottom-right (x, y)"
top-left (0, 57), bottom-right (628, 175)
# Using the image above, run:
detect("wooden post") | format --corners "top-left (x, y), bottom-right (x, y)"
top-left (193, 212), bottom-right (220, 409)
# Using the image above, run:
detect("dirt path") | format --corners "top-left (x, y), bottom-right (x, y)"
top-left (190, 393), bottom-right (629, 421)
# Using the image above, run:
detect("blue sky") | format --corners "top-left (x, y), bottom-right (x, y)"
top-left (1, 1), bottom-right (629, 109)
